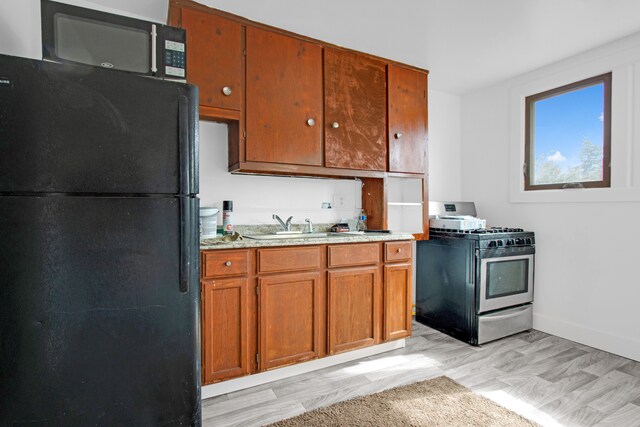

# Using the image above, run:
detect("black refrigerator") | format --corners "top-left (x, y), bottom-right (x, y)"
top-left (0, 55), bottom-right (201, 425)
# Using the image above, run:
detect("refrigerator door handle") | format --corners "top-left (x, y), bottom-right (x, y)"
top-left (178, 95), bottom-right (191, 195)
top-left (180, 197), bottom-right (193, 294)
top-left (151, 24), bottom-right (158, 73)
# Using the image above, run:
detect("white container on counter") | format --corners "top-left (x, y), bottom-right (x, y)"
top-left (199, 207), bottom-right (219, 239)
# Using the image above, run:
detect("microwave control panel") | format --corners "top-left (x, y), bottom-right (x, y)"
top-left (164, 40), bottom-right (186, 78)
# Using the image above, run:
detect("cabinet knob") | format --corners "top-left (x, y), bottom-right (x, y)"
top-left (396, 248), bottom-right (402, 253)
top-left (224, 261), bottom-right (232, 267)
top-left (306, 118), bottom-right (315, 127)
top-left (394, 132), bottom-right (403, 139)
top-left (332, 122), bottom-right (340, 129)
top-left (222, 86), bottom-right (232, 96)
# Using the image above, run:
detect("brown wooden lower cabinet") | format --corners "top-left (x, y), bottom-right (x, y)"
top-left (383, 263), bottom-right (412, 340)
top-left (201, 277), bottom-right (250, 384)
top-left (200, 240), bottom-right (412, 384)
top-left (327, 266), bottom-right (381, 355)
top-left (259, 271), bottom-right (323, 370)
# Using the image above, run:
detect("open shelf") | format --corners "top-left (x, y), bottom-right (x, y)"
top-left (387, 202), bottom-right (422, 207)
top-left (387, 177), bottom-right (425, 235)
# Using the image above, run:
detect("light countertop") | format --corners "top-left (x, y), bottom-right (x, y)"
top-left (200, 232), bottom-right (414, 250)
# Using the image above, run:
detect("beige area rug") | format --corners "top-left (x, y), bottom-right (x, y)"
top-left (267, 376), bottom-right (538, 427)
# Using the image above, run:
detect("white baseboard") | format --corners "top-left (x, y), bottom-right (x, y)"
top-left (201, 339), bottom-right (406, 399)
top-left (533, 313), bottom-right (640, 362)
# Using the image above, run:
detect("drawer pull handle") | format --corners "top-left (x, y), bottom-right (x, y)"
top-left (394, 132), bottom-right (403, 139)
top-left (396, 248), bottom-right (402, 253)
top-left (306, 118), bottom-right (315, 127)
top-left (224, 261), bottom-right (232, 267)
top-left (222, 86), bottom-right (232, 96)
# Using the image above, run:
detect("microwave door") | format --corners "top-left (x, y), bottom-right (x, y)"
top-left (41, 0), bottom-right (153, 75)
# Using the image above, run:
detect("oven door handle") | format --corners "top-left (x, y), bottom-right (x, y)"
top-left (482, 305), bottom-right (531, 320)
top-left (479, 250), bottom-right (535, 260)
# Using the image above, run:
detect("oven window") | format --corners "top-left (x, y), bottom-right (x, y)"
top-left (54, 13), bottom-right (150, 73)
top-left (486, 258), bottom-right (529, 299)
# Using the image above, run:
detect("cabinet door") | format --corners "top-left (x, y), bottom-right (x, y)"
top-left (180, 8), bottom-right (242, 113)
top-left (246, 27), bottom-right (323, 165)
top-left (259, 272), bottom-right (322, 370)
top-left (388, 65), bottom-right (428, 173)
top-left (383, 263), bottom-right (412, 341)
top-left (328, 266), bottom-right (381, 354)
top-left (201, 278), bottom-right (250, 384)
top-left (324, 48), bottom-right (386, 171)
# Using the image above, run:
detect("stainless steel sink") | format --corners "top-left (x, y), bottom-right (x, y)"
top-left (243, 232), bottom-right (328, 240)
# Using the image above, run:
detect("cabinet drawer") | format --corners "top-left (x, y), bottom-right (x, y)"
top-left (385, 241), bottom-right (412, 262)
top-left (328, 243), bottom-right (380, 268)
top-left (258, 246), bottom-right (321, 274)
top-left (202, 250), bottom-right (249, 278)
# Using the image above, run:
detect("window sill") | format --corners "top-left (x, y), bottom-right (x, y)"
top-left (509, 185), bottom-right (640, 203)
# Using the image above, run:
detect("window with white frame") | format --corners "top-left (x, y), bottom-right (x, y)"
top-left (524, 73), bottom-right (612, 190)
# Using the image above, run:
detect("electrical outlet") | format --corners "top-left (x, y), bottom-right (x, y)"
top-left (333, 194), bottom-right (346, 209)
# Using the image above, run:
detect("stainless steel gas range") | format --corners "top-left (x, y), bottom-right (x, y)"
top-left (416, 202), bottom-right (535, 345)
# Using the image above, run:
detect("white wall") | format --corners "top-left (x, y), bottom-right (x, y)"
top-left (0, 0), bottom-right (41, 59)
top-left (428, 89), bottom-right (462, 201)
top-left (461, 32), bottom-right (640, 361)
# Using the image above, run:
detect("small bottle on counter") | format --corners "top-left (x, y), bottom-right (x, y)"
top-left (357, 209), bottom-right (367, 231)
top-left (223, 200), bottom-right (233, 235)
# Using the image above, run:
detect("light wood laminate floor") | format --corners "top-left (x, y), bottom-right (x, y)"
top-left (202, 322), bottom-right (640, 426)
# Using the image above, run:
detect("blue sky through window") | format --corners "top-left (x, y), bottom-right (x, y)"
top-left (533, 83), bottom-right (604, 169)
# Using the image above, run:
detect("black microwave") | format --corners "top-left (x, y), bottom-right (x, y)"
top-left (41, 0), bottom-right (187, 81)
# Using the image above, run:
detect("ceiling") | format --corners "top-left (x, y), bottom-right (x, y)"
top-left (83, 0), bottom-right (640, 94)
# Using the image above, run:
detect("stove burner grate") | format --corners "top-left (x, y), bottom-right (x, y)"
top-left (430, 227), bottom-right (525, 234)
top-left (476, 227), bottom-right (524, 233)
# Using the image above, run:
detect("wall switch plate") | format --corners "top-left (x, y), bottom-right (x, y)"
top-left (333, 194), bottom-right (346, 209)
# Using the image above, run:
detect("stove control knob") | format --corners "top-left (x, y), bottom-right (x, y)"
top-left (488, 240), bottom-right (496, 248)
top-left (497, 240), bottom-right (503, 247)
top-left (515, 238), bottom-right (523, 245)
top-left (505, 239), bottom-right (513, 246)
top-left (525, 238), bottom-right (532, 244)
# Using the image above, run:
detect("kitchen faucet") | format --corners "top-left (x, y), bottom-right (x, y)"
top-left (273, 214), bottom-right (293, 231)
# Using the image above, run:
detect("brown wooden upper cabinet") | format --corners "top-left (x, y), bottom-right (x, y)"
top-left (245, 27), bottom-right (323, 166)
top-left (179, 8), bottom-right (242, 117)
top-left (324, 48), bottom-right (387, 171)
top-left (170, 1), bottom-right (429, 236)
top-left (388, 65), bottom-right (428, 174)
